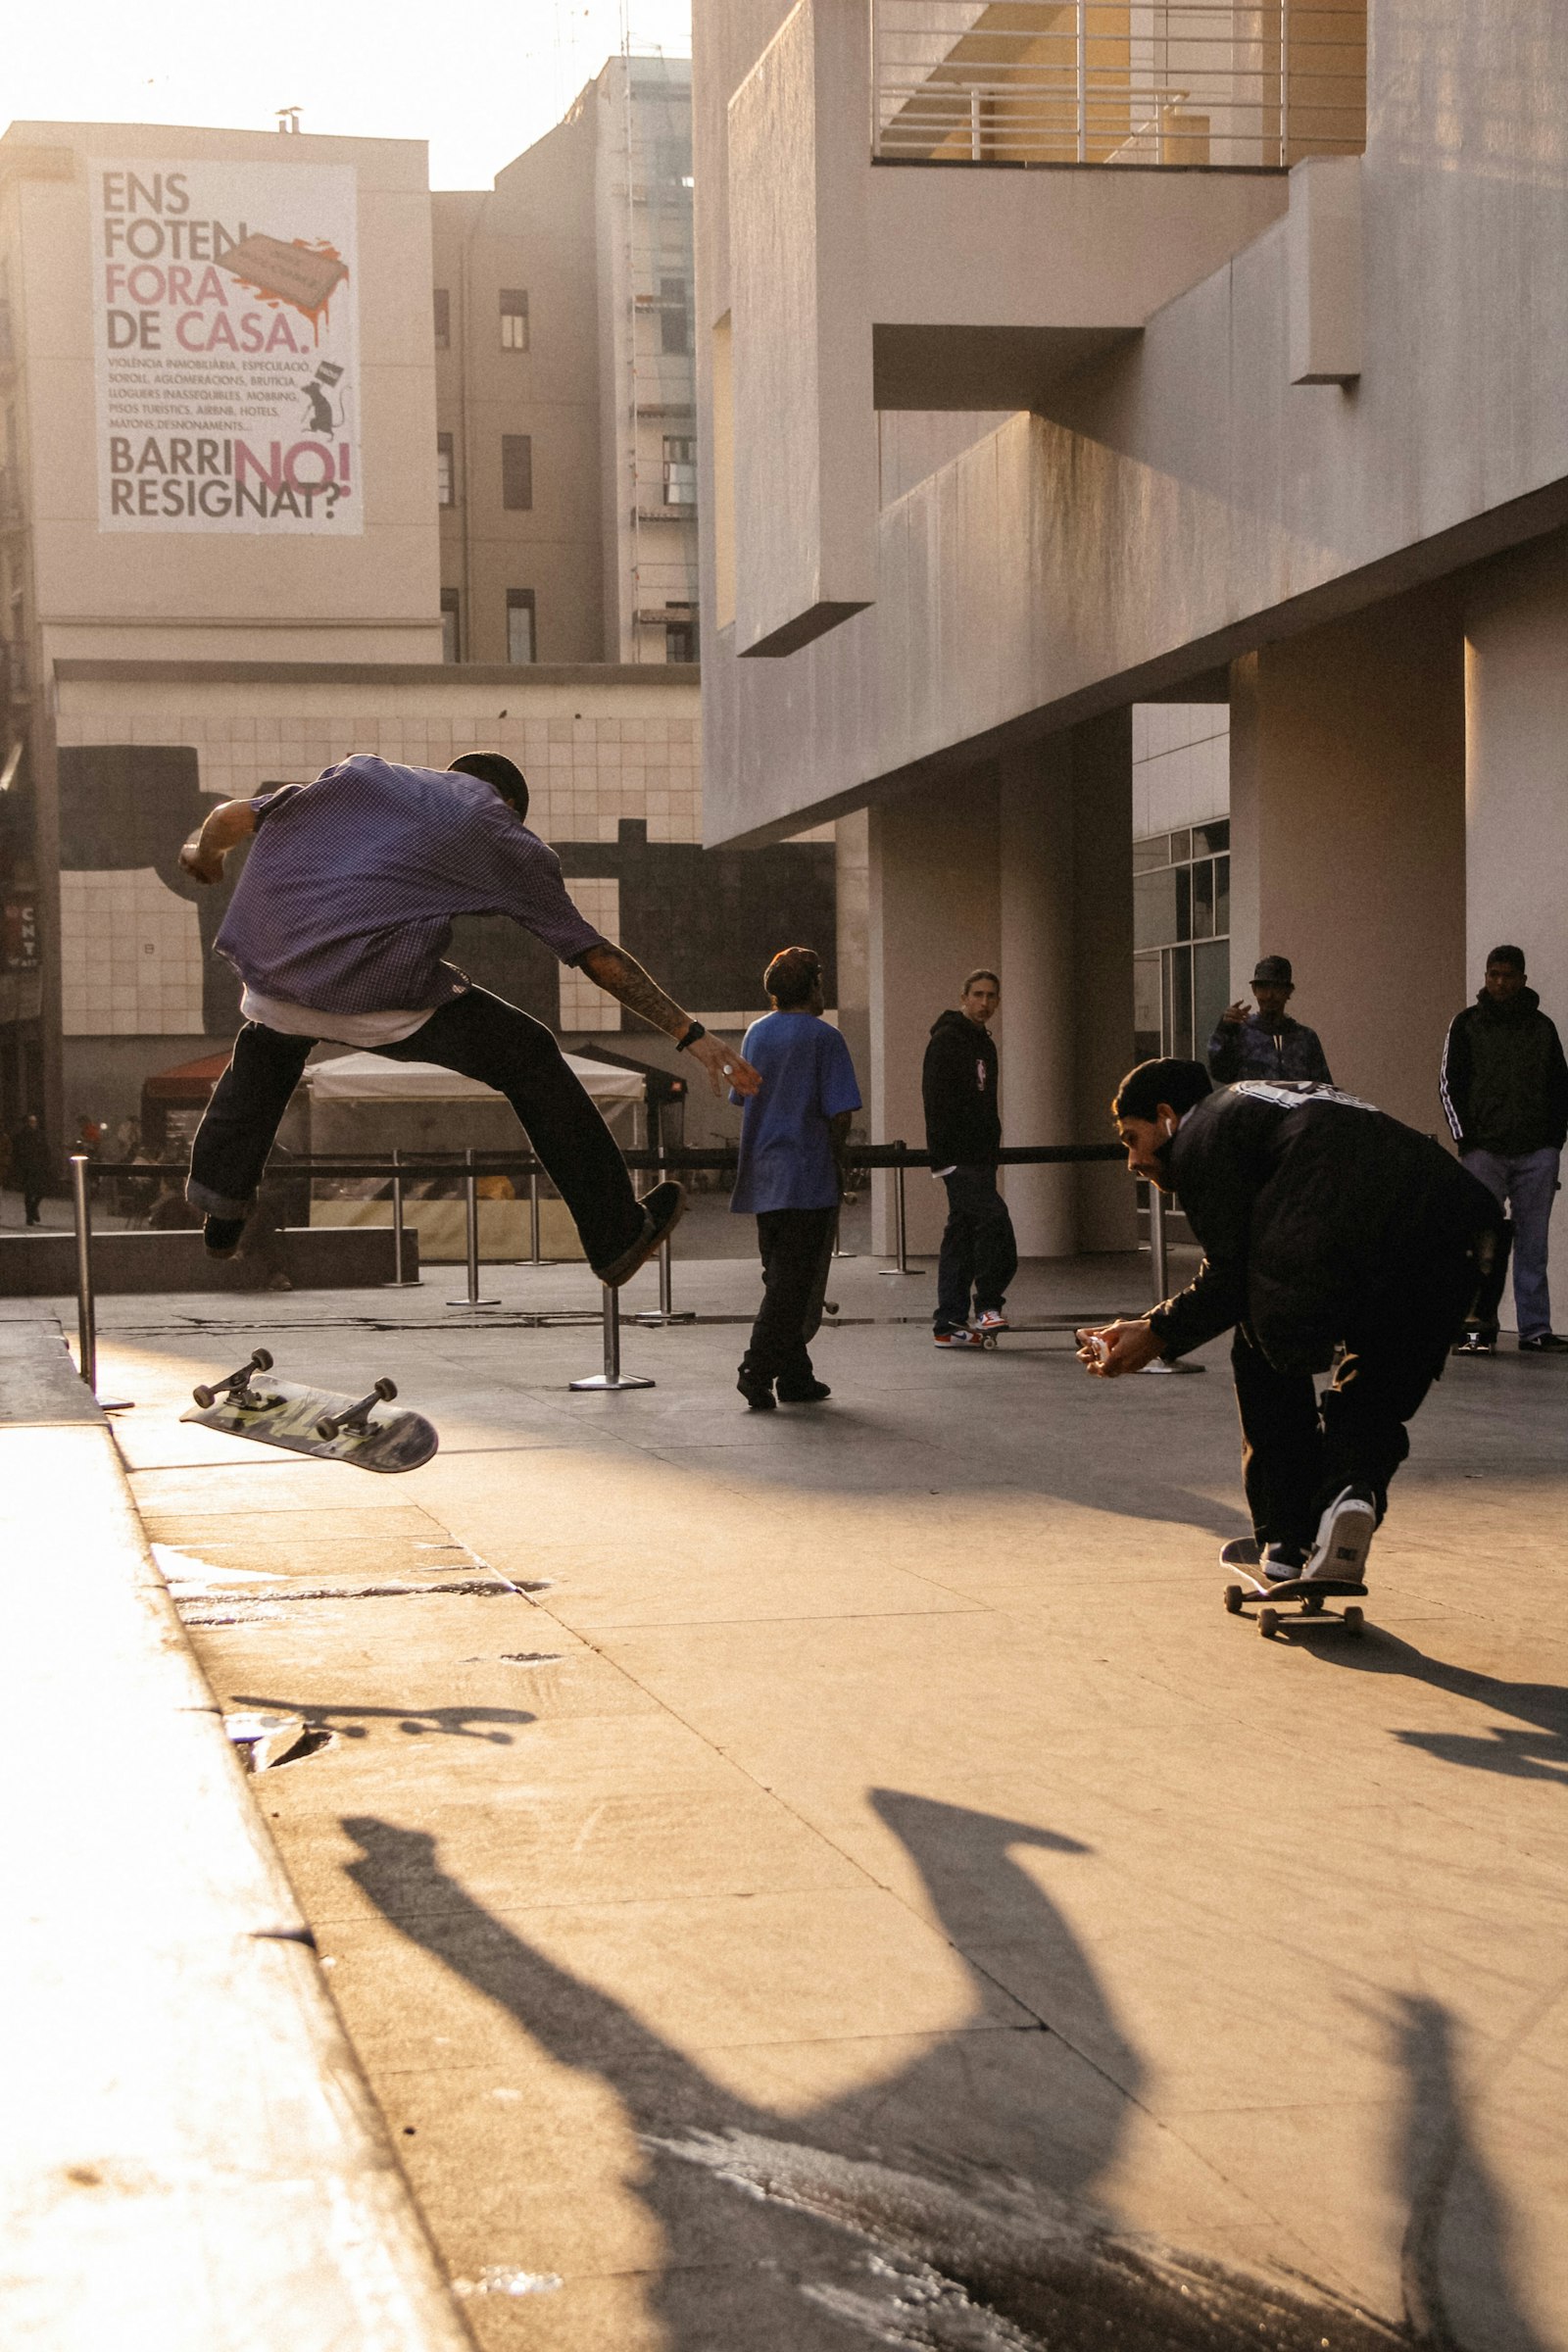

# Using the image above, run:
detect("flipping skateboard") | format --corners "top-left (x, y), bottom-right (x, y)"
top-left (1220, 1540), bottom-right (1366, 1639)
top-left (181, 1349), bottom-right (438, 1474)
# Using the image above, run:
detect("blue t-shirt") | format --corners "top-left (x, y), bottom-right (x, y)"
top-left (730, 1011), bottom-right (861, 1214)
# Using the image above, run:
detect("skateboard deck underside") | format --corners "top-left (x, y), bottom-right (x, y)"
top-left (181, 1379), bottom-right (438, 1473)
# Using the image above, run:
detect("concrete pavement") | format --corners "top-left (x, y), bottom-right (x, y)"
top-left (62, 1251), bottom-right (1568, 2348)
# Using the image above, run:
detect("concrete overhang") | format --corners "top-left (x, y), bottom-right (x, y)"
top-left (724, 0), bottom-right (1289, 662)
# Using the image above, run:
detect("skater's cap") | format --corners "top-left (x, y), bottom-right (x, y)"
top-left (1252, 955), bottom-right (1293, 986)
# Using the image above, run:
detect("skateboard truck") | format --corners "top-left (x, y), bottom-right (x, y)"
top-left (317, 1376), bottom-right (397, 1442)
top-left (191, 1348), bottom-right (278, 1411)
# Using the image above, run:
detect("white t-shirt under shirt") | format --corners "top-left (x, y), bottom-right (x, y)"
top-left (239, 986), bottom-right (437, 1048)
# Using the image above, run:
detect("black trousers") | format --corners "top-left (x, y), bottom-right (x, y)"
top-left (187, 988), bottom-right (645, 1274)
top-left (1232, 1239), bottom-right (1478, 1549)
top-left (935, 1164), bottom-right (1018, 1332)
top-left (741, 1206), bottom-right (837, 1392)
top-left (23, 1191), bottom-right (43, 1225)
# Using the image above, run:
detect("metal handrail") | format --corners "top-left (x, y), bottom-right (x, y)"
top-left (871, 0), bottom-right (1366, 170)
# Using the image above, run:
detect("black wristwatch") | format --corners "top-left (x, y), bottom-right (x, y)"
top-left (676, 1020), bottom-right (707, 1052)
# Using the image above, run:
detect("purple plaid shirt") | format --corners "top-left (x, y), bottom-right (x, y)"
top-left (215, 755), bottom-right (607, 1013)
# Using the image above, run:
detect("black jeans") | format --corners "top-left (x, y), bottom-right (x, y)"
top-left (1232, 1239), bottom-right (1478, 1549)
top-left (187, 988), bottom-right (645, 1273)
top-left (741, 1206), bottom-right (838, 1392)
top-left (23, 1192), bottom-right (42, 1226)
top-left (935, 1164), bottom-right (1018, 1332)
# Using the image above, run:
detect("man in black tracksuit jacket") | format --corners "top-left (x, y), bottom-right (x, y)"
top-left (922, 970), bottom-right (1018, 1343)
top-left (1077, 1061), bottom-right (1500, 1584)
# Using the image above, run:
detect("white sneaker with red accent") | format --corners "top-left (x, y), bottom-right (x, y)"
top-left (933, 1328), bottom-right (985, 1348)
top-left (973, 1310), bottom-right (1009, 1333)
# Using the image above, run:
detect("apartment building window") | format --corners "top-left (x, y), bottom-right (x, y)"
top-left (432, 287), bottom-right (450, 350)
top-left (436, 431), bottom-right (455, 509)
top-left (506, 589), bottom-right (536, 663)
top-left (662, 435), bottom-right (696, 507)
top-left (1133, 820), bottom-right (1231, 1061)
top-left (664, 607), bottom-right (696, 664)
top-left (500, 289), bottom-right (529, 351)
top-left (440, 589), bottom-right (461, 663)
top-left (501, 433), bottom-right (533, 511)
top-left (660, 275), bottom-right (690, 357)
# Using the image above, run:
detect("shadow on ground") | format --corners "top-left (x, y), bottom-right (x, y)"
top-left (341, 1788), bottom-right (1542, 2349)
top-left (1300, 1633), bottom-right (1568, 1788)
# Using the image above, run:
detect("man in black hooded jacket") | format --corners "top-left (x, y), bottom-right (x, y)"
top-left (921, 969), bottom-right (1018, 1346)
top-left (1076, 1061), bottom-right (1499, 1587)
top-left (1440, 945), bottom-right (1568, 1353)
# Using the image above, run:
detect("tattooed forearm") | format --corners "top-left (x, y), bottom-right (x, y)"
top-left (578, 944), bottom-right (688, 1040)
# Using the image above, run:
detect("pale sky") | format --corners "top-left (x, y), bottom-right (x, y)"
top-left (5, 0), bottom-right (692, 190)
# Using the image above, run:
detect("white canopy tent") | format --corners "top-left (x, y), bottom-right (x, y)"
top-left (304, 1052), bottom-right (645, 1106)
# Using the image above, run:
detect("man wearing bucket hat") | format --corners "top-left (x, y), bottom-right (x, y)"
top-left (1207, 956), bottom-right (1333, 1086)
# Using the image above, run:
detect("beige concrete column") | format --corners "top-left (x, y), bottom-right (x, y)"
top-left (867, 773), bottom-right (1001, 1254)
top-left (1465, 529), bottom-right (1568, 1316)
top-left (1071, 710), bottom-right (1139, 1251)
top-left (999, 744), bottom-right (1076, 1255)
top-left (1229, 585), bottom-right (1464, 1136)
top-left (834, 810), bottom-right (871, 1111)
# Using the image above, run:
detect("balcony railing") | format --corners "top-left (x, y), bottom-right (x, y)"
top-left (871, 1), bottom-right (1365, 169)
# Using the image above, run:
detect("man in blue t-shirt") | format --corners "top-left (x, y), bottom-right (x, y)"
top-left (730, 946), bottom-right (861, 1409)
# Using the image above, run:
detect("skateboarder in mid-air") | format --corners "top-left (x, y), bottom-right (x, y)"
top-left (178, 752), bottom-right (760, 1283)
top-left (1076, 1059), bottom-right (1500, 1588)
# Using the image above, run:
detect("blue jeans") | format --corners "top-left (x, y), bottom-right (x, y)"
top-left (935, 1165), bottom-right (1018, 1333)
top-left (1461, 1146), bottom-right (1560, 1339)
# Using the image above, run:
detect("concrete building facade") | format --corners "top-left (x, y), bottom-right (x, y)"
top-left (695, 0), bottom-right (1568, 1278)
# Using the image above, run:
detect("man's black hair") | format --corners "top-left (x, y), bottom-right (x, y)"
top-left (1112, 1057), bottom-right (1213, 1123)
top-left (763, 946), bottom-right (821, 1008)
top-left (1487, 944), bottom-right (1526, 972)
top-left (448, 751), bottom-right (528, 821)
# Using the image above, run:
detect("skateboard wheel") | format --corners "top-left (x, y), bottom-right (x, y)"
top-left (252, 1348), bottom-right (274, 1372)
top-left (1223, 1584), bottom-right (1243, 1615)
top-left (373, 1377), bottom-right (398, 1401)
top-left (317, 1414), bottom-right (340, 1441)
top-left (1258, 1606), bottom-right (1279, 1640)
top-left (192, 1384), bottom-right (216, 1409)
top-left (1344, 1605), bottom-right (1364, 1635)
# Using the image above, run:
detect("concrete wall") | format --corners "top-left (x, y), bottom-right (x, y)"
top-left (1229, 584), bottom-right (1466, 1138)
top-left (697, 0), bottom-right (1568, 845)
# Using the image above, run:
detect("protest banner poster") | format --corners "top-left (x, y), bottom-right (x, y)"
top-left (91, 159), bottom-right (361, 534)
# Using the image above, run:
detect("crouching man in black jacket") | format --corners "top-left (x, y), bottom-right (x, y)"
top-left (1077, 1059), bottom-right (1500, 1586)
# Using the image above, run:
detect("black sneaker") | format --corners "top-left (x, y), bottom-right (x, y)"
top-left (1304, 1486), bottom-right (1377, 1584)
top-left (1519, 1331), bottom-right (1568, 1353)
top-left (592, 1181), bottom-right (686, 1289)
top-left (777, 1379), bottom-right (831, 1403)
top-left (203, 1213), bottom-right (246, 1260)
top-left (737, 1370), bottom-right (776, 1411)
top-left (1260, 1543), bottom-right (1310, 1585)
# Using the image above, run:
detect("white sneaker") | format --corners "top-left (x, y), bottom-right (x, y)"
top-left (973, 1309), bottom-right (1008, 1333)
top-left (1304, 1486), bottom-right (1377, 1584)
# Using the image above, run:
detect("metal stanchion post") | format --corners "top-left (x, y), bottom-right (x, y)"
top-left (70, 1154), bottom-right (132, 1409)
top-left (1143, 1182), bottom-right (1202, 1375)
top-left (382, 1147), bottom-right (420, 1287)
top-left (448, 1148), bottom-right (499, 1307)
top-left (529, 1169), bottom-right (543, 1265)
top-left (877, 1144), bottom-right (919, 1276)
top-left (631, 1097), bottom-right (693, 1327)
top-left (570, 1284), bottom-right (656, 1391)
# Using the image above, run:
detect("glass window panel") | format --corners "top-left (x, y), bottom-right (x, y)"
top-left (1194, 939), bottom-right (1232, 1061)
top-left (1175, 863), bottom-right (1192, 943)
top-left (1168, 945), bottom-right (1194, 1057)
top-left (1134, 952), bottom-right (1162, 1060)
top-left (1192, 858), bottom-right (1214, 940)
top-left (1195, 818), bottom-right (1230, 854)
top-left (1216, 854), bottom-right (1230, 938)
top-left (1168, 827), bottom-right (1192, 862)
top-left (1134, 866), bottom-right (1179, 951)
top-left (1132, 834), bottom-right (1170, 872)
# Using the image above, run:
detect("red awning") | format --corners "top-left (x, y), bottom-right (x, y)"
top-left (141, 1050), bottom-right (233, 1102)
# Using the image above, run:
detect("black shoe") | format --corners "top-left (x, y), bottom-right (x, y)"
top-left (203, 1213), bottom-right (246, 1260)
top-left (737, 1370), bottom-right (776, 1411)
top-left (592, 1181), bottom-right (686, 1289)
top-left (1519, 1331), bottom-right (1568, 1353)
top-left (777, 1379), bottom-right (831, 1403)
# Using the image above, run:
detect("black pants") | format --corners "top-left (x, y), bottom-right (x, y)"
top-left (935, 1165), bottom-right (1018, 1332)
top-left (187, 988), bottom-right (645, 1273)
top-left (741, 1206), bottom-right (837, 1392)
top-left (1232, 1240), bottom-right (1478, 1549)
top-left (23, 1192), bottom-right (42, 1225)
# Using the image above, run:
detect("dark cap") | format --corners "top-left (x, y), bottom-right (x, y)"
top-left (1252, 956), bottom-right (1293, 987)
